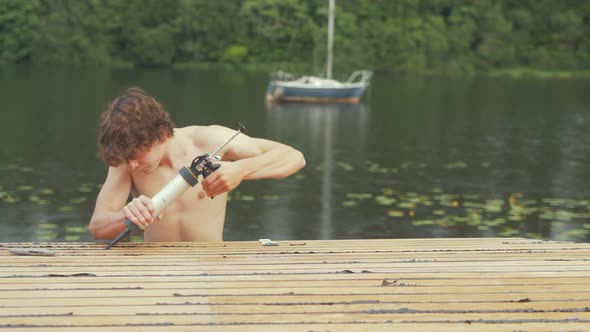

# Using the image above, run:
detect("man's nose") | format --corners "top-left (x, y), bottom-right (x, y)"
top-left (129, 160), bottom-right (139, 170)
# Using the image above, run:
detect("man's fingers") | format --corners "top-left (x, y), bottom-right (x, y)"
top-left (125, 204), bottom-right (148, 226)
top-left (202, 170), bottom-right (220, 186)
top-left (138, 195), bottom-right (155, 214)
top-left (123, 206), bottom-right (144, 227)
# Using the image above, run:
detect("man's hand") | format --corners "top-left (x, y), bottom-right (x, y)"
top-left (122, 195), bottom-right (156, 228)
top-left (201, 161), bottom-right (246, 197)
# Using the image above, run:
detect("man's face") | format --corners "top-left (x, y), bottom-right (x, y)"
top-left (127, 143), bottom-right (163, 174)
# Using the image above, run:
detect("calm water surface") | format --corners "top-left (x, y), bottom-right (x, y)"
top-left (1, 65), bottom-right (589, 243)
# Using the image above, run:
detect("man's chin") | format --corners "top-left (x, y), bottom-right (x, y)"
top-left (143, 168), bottom-right (157, 174)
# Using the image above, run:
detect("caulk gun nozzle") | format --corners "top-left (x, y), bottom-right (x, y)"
top-left (104, 228), bottom-right (131, 250)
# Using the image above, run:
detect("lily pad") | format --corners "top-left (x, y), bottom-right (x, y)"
top-left (375, 196), bottom-right (396, 206)
top-left (387, 210), bottom-right (404, 217)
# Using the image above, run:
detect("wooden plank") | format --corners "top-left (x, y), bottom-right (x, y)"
top-left (4, 323), bottom-right (587, 332)
top-left (1, 300), bottom-right (588, 316)
top-left (1, 284), bottom-right (589, 299)
top-left (2, 292), bottom-right (589, 307)
top-left (1, 311), bottom-right (589, 326)
top-left (2, 276), bottom-right (589, 290)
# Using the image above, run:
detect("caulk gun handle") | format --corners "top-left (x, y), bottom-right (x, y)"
top-left (202, 163), bottom-right (221, 199)
top-left (202, 163), bottom-right (221, 178)
top-left (124, 218), bottom-right (144, 235)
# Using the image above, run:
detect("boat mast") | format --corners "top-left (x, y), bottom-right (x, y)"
top-left (326, 0), bottom-right (334, 79)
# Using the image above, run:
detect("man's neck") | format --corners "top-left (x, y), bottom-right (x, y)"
top-left (159, 132), bottom-right (186, 169)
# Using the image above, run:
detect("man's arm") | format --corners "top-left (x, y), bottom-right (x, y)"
top-left (89, 167), bottom-right (134, 240)
top-left (200, 125), bottom-right (305, 197)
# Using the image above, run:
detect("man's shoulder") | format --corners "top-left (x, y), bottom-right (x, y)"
top-left (178, 125), bottom-right (234, 139)
top-left (176, 125), bottom-right (235, 149)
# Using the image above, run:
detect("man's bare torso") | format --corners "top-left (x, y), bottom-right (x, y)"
top-left (129, 127), bottom-right (228, 242)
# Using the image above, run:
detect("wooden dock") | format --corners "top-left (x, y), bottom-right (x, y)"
top-left (0, 238), bottom-right (589, 331)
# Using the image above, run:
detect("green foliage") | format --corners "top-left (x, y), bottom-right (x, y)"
top-left (0, 0), bottom-right (588, 73)
top-left (0, 0), bottom-right (41, 63)
top-left (221, 45), bottom-right (249, 63)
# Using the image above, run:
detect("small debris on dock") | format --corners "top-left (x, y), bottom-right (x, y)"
top-left (258, 239), bottom-right (279, 246)
top-left (9, 248), bottom-right (56, 256)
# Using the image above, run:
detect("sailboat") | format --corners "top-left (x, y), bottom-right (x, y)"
top-left (265, 0), bottom-right (373, 104)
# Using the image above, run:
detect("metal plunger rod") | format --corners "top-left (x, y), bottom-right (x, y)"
top-left (210, 123), bottom-right (247, 157)
top-left (104, 123), bottom-right (246, 249)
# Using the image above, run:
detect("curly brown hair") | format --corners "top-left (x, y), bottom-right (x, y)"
top-left (98, 87), bottom-right (175, 166)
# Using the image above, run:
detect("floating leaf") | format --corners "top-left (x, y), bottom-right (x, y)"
top-left (66, 226), bottom-right (87, 233)
top-left (336, 162), bottom-right (353, 171)
top-left (59, 206), bottom-right (74, 212)
top-left (19, 167), bottom-right (34, 172)
top-left (79, 185), bottom-right (93, 193)
top-left (342, 201), bottom-right (357, 207)
top-left (397, 202), bottom-right (416, 209)
top-left (65, 235), bottom-right (81, 242)
top-left (485, 199), bottom-right (504, 213)
top-left (3, 195), bottom-right (19, 203)
top-left (508, 213), bottom-right (522, 221)
top-left (262, 195), bottom-right (279, 200)
top-left (499, 228), bottom-right (520, 237)
top-left (375, 196), bottom-right (396, 206)
top-left (17, 185), bottom-right (33, 191)
top-left (381, 188), bottom-right (394, 196)
top-left (432, 210), bottom-right (446, 216)
top-left (387, 210), bottom-right (404, 217)
top-left (39, 223), bottom-right (57, 229)
top-left (40, 188), bottom-right (55, 195)
top-left (346, 193), bottom-right (373, 200)
top-left (443, 162), bottom-right (467, 169)
top-left (239, 195), bottom-right (255, 201)
top-left (70, 197), bottom-right (87, 204)
top-left (0, 164), bottom-right (18, 170)
top-left (367, 163), bottom-right (389, 173)
top-left (412, 220), bottom-right (434, 226)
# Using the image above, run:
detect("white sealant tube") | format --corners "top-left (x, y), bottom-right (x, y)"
top-left (151, 173), bottom-right (192, 218)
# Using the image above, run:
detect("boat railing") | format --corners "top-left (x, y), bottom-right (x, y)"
top-left (346, 70), bottom-right (373, 84)
top-left (272, 70), bottom-right (296, 81)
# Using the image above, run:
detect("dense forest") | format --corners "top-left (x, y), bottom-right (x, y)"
top-left (1, 0), bottom-right (589, 76)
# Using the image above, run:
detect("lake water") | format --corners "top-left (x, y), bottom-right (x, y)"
top-left (1, 65), bottom-right (589, 243)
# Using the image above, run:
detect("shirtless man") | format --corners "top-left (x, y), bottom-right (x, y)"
top-left (89, 87), bottom-right (305, 242)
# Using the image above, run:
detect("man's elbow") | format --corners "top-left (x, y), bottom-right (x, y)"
top-left (88, 218), bottom-right (101, 239)
top-left (88, 217), bottom-right (111, 240)
top-left (285, 149), bottom-right (305, 177)
top-left (295, 150), bottom-right (306, 171)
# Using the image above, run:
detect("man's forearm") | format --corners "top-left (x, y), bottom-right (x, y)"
top-left (89, 210), bottom-right (127, 240)
top-left (239, 145), bottom-right (305, 180)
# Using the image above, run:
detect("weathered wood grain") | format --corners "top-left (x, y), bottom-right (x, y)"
top-left (0, 238), bottom-right (589, 331)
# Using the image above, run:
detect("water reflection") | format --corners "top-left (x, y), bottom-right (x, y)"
top-left (264, 102), bottom-right (368, 239)
top-left (1, 66), bottom-right (590, 243)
